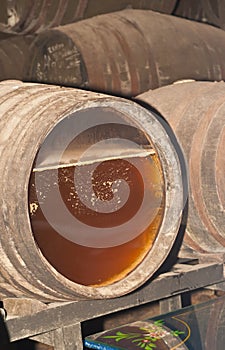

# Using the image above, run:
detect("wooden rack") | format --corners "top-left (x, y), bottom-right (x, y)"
top-left (1, 255), bottom-right (225, 349)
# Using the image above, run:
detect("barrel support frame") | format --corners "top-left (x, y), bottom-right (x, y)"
top-left (1, 254), bottom-right (224, 349)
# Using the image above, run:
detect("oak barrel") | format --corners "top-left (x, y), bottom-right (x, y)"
top-left (27, 9), bottom-right (225, 97)
top-left (0, 80), bottom-right (183, 301)
top-left (0, 0), bottom-right (177, 34)
top-left (0, 34), bottom-right (33, 81)
top-left (174, 0), bottom-right (206, 23)
top-left (175, 0), bottom-right (225, 30)
top-left (200, 0), bottom-right (225, 29)
top-left (136, 81), bottom-right (225, 253)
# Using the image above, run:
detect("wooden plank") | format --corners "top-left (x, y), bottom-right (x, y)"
top-left (5, 261), bottom-right (224, 342)
top-left (54, 324), bottom-right (83, 350)
top-left (179, 252), bottom-right (225, 264)
top-left (3, 298), bottom-right (47, 317)
top-left (30, 331), bottom-right (54, 346)
top-left (206, 281), bottom-right (225, 291)
top-left (159, 295), bottom-right (182, 314)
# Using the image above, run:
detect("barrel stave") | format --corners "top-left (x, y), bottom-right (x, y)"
top-left (27, 10), bottom-right (225, 97)
top-left (136, 81), bottom-right (225, 253)
top-left (0, 81), bottom-right (183, 301)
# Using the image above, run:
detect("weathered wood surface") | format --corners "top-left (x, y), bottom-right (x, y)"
top-left (137, 81), bottom-right (225, 253)
top-left (201, 0), bottom-right (225, 29)
top-left (0, 80), bottom-right (183, 301)
top-left (0, 34), bottom-right (33, 81)
top-left (3, 9), bottom-right (225, 96)
top-left (53, 324), bottom-right (83, 350)
top-left (159, 294), bottom-right (182, 314)
top-left (174, 0), bottom-right (225, 30)
top-left (0, 0), bottom-right (177, 34)
top-left (26, 9), bottom-right (225, 97)
top-left (3, 260), bottom-right (224, 343)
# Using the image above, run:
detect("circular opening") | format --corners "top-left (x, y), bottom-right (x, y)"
top-left (28, 107), bottom-right (165, 287)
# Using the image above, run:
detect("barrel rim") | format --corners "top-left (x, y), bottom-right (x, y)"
top-left (26, 97), bottom-right (184, 299)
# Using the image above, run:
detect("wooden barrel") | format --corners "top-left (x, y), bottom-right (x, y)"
top-left (27, 9), bottom-right (225, 97)
top-left (0, 34), bottom-right (33, 81)
top-left (0, 0), bottom-right (177, 34)
top-left (0, 80), bottom-right (183, 301)
top-left (174, 0), bottom-right (225, 30)
top-left (136, 81), bottom-right (225, 253)
top-left (174, 0), bottom-right (207, 23)
top-left (200, 0), bottom-right (225, 29)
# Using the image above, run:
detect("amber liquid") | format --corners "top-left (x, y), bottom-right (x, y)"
top-left (29, 151), bottom-right (164, 287)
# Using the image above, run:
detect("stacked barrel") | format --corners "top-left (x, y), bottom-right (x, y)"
top-left (0, 80), bottom-right (184, 301)
top-left (0, 0), bottom-right (177, 34)
top-left (174, 0), bottom-right (225, 29)
top-left (3, 7), bottom-right (225, 95)
top-left (25, 10), bottom-right (225, 96)
top-left (136, 81), bottom-right (225, 254)
top-left (0, 1), bottom-right (224, 304)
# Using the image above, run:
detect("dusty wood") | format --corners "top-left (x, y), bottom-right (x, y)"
top-left (3, 298), bottom-right (47, 317)
top-left (200, 0), bottom-right (225, 29)
top-left (0, 0), bottom-right (176, 34)
top-left (30, 324), bottom-right (83, 349)
top-left (28, 9), bottom-right (225, 97)
top-left (4, 260), bottom-right (224, 342)
top-left (0, 35), bottom-right (33, 81)
top-left (174, 0), bottom-right (206, 22)
top-left (137, 81), bottom-right (225, 253)
top-left (206, 282), bottom-right (225, 291)
top-left (173, 0), bottom-right (225, 29)
top-left (0, 80), bottom-right (183, 302)
top-left (159, 295), bottom-right (182, 314)
top-left (179, 252), bottom-right (225, 264)
top-left (53, 324), bottom-right (83, 350)
top-left (30, 331), bottom-right (54, 346)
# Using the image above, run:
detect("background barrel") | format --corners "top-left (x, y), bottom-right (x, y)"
top-left (136, 81), bottom-right (225, 254)
top-left (0, 33), bottom-right (33, 81)
top-left (0, 80), bottom-right (183, 302)
top-left (174, 0), bottom-right (207, 23)
top-left (26, 9), bottom-right (225, 97)
top-left (200, 0), bottom-right (225, 29)
top-left (174, 0), bottom-right (225, 30)
top-left (0, 0), bottom-right (177, 34)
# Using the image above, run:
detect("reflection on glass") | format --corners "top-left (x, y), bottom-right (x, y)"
top-left (85, 295), bottom-right (225, 349)
top-left (151, 295), bottom-right (225, 350)
top-left (85, 319), bottom-right (188, 349)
